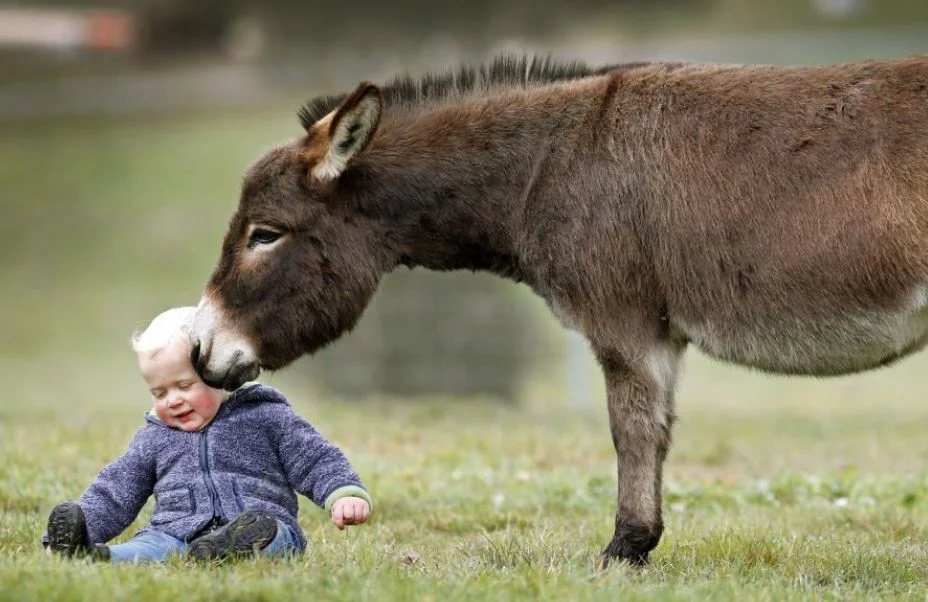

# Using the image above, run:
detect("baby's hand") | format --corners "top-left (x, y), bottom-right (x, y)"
top-left (331, 496), bottom-right (370, 530)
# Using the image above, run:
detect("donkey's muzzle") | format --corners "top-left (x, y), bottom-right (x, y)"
top-left (191, 337), bottom-right (259, 391)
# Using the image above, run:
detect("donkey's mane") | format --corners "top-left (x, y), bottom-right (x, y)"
top-left (298, 54), bottom-right (631, 129)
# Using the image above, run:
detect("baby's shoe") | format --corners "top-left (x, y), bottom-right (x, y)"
top-left (45, 502), bottom-right (111, 561)
top-left (46, 502), bottom-right (90, 557)
top-left (187, 510), bottom-right (277, 561)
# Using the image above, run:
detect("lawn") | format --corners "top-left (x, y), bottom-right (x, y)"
top-left (1, 108), bottom-right (926, 601)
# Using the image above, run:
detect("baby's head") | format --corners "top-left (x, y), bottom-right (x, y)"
top-left (132, 306), bottom-right (228, 432)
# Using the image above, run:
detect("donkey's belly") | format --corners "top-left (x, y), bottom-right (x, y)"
top-left (673, 289), bottom-right (928, 376)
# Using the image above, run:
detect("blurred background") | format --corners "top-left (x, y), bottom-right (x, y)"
top-left (2, 0), bottom-right (928, 414)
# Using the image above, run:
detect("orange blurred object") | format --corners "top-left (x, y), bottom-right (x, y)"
top-left (84, 11), bottom-right (135, 50)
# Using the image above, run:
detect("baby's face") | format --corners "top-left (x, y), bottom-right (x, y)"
top-left (139, 342), bottom-right (226, 432)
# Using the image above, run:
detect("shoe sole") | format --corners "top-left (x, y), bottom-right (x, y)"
top-left (47, 503), bottom-right (88, 557)
top-left (188, 512), bottom-right (277, 561)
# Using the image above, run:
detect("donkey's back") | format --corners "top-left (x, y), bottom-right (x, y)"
top-left (574, 55), bottom-right (928, 376)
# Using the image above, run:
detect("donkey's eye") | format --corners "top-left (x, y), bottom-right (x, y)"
top-left (248, 228), bottom-right (282, 249)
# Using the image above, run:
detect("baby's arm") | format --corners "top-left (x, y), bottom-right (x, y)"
top-left (77, 427), bottom-right (156, 544)
top-left (273, 407), bottom-right (372, 526)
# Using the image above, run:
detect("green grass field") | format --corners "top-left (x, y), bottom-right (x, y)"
top-left (1, 109), bottom-right (927, 601)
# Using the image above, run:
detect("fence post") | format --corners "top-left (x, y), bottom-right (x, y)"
top-left (566, 329), bottom-right (591, 409)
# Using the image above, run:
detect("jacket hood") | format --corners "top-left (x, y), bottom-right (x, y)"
top-left (144, 383), bottom-right (288, 428)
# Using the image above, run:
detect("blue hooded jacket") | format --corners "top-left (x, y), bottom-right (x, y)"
top-left (72, 384), bottom-right (370, 550)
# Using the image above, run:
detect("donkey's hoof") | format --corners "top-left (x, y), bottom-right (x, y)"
top-left (599, 548), bottom-right (650, 569)
top-left (600, 520), bottom-right (662, 568)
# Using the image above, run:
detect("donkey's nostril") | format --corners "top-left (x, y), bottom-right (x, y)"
top-left (190, 340), bottom-right (201, 368)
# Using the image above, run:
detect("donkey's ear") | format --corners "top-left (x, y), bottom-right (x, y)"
top-left (309, 81), bottom-right (383, 182)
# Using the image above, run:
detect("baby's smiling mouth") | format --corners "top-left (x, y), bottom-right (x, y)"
top-left (174, 409), bottom-right (194, 420)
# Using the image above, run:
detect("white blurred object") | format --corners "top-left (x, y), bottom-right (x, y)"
top-left (492, 492), bottom-right (505, 509)
top-left (223, 16), bottom-right (265, 63)
top-left (811, 0), bottom-right (867, 19)
top-left (0, 8), bottom-right (134, 51)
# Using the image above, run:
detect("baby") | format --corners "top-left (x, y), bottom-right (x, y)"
top-left (44, 306), bottom-right (371, 562)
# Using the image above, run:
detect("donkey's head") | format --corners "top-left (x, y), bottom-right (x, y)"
top-left (190, 82), bottom-right (389, 390)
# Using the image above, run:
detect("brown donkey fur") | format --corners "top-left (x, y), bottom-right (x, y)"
top-left (190, 54), bottom-right (928, 565)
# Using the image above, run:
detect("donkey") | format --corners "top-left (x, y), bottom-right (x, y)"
top-left (189, 54), bottom-right (928, 565)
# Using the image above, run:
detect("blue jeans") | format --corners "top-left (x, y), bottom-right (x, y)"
top-left (108, 520), bottom-right (299, 564)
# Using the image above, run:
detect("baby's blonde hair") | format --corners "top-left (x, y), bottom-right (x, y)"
top-left (131, 306), bottom-right (197, 356)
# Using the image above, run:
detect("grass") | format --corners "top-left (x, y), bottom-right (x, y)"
top-left (3, 385), bottom-right (928, 601)
top-left (2, 104), bottom-right (927, 601)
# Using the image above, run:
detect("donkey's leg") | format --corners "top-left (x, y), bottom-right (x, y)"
top-left (596, 342), bottom-right (682, 566)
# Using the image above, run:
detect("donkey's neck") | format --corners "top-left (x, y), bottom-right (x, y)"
top-left (349, 85), bottom-right (598, 281)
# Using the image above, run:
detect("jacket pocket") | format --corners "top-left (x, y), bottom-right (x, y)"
top-left (234, 480), bottom-right (283, 512)
top-left (150, 487), bottom-right (195, 525)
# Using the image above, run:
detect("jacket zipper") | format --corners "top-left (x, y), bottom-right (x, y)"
top-left (198, 430), bottom-right (222, 521)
